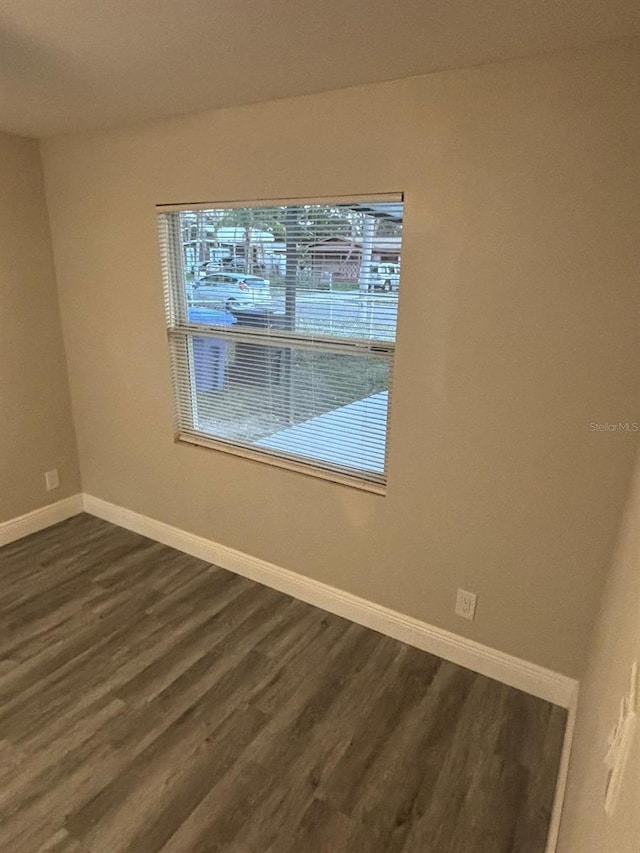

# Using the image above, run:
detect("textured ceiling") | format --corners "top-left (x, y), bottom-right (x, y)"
top-left (1, 0), bottom-right (639, 137)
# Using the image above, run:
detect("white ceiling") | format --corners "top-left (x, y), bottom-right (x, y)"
top-left (1, 0), bottom-right (638, 138)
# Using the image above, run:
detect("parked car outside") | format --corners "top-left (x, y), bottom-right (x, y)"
top-left (191, 272), bottom-right (272, 310)
top-left (369, 262), bottom-right (401, 292)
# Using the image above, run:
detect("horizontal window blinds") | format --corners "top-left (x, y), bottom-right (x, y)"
top-left (158, 195), bottom-right (403, 489)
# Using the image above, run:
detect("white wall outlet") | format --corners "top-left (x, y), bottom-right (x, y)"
top-left (45, 469), bottom-right (60, 491)
top-left (455, 589), bottom-right (477, 621)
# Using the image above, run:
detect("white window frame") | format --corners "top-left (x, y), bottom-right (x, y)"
top-left (157, 193), bottom-right (403, 494)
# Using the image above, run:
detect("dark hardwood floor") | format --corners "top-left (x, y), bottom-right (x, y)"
top-left (0, 513), bottom-right (566, 852)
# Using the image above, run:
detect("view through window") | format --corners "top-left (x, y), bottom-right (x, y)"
top-left (158, 194), bottom-right (403, 489)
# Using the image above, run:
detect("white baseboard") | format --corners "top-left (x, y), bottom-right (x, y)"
top-left (545, 689), bottom-right (578, 853)
top-left (0, 494), bottom-right (84, 547)
top-left (82, 493), bottom-right (577, 711)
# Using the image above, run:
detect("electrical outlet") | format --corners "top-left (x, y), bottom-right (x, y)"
top-left (45, 469), bottom-right (60, 491)
top-left (604, 661), bottom-right (638, 814)
top-left (455, 589), bottom-right (477, 621)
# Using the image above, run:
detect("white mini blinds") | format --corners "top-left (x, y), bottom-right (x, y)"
top-left (157, 194), bottom-right (403, 491)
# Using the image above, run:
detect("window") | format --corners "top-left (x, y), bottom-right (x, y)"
top-left (157, 194), bottom-right (403, 492)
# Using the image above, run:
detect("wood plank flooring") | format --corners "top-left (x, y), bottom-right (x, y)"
top-left (0, 513), bottom-right (566, 852)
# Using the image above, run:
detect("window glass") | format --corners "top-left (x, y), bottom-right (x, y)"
top-left (158, 195), bottom-right (403, 490)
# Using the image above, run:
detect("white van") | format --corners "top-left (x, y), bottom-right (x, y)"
top-left (369, 262), bottom-right (400, 292)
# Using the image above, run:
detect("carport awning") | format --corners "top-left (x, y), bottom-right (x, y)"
top-left (338, 201), bottom-right (403, 223)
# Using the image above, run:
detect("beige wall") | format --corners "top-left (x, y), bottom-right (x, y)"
top-left (41, 40), bottom-right (640, 677)
top-left (558, 449), bottom-right (640, 851)
top-left (0, 132), bottom-right (80, 522)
